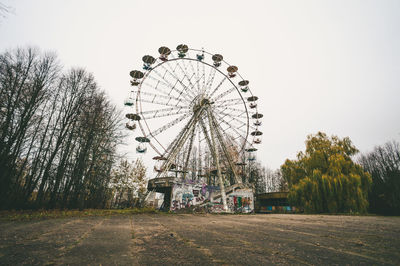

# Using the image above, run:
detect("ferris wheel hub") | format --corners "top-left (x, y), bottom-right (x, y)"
top-left (190, 94), bottom-right (212, 113)
top-left (200, 98), bottom-right (211, 106)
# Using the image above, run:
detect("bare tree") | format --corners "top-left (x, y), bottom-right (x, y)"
top-left (0, 48), bottom-right (59, 208)
top-left (359, 141), bottom-right (400, 215)
top-left (110, 159), bottom-right (147, 208)
top-left (0, 2), bottom-right (14, 21)
top-left (0, 47), bottom-right (125, 210)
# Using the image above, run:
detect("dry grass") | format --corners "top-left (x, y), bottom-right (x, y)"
top-left (0, 207), bottom-right (159, 221)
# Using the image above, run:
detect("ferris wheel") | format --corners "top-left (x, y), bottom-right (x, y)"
top-left (125, 44), bottom-right (263, 207)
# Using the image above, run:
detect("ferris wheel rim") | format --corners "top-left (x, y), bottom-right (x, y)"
top-left (128, 46), bottom-right (262, 166)
top-left (136, 55), bottom-right (253, 157)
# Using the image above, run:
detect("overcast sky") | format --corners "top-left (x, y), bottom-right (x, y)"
top-left (1, 0), bottom-right (399, 170)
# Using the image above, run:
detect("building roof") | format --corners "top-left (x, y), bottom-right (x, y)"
top-left (256, 192), bottom-right (288, 200)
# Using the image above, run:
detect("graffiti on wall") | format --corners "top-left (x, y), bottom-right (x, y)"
top-left (170, 183), bottom-right (254, 213)
top-left (215, 189), bottom-right (254, 213)
top-left (171, 183), bottom-right (207, 211)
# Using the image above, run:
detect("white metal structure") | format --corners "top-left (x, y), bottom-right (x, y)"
top-left (125, 45), bottom-right (262, 211)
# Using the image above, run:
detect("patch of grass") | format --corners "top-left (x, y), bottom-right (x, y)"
top-left (0, 207), bottom-right (159, 221)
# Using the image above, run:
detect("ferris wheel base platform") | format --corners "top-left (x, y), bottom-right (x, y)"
top-left (147, 177), bottom-right (254, 213)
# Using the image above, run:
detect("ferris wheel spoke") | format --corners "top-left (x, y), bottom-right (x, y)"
top-left (178, 70), bottom-right (206, 99)
top-left (212, 86), bottom-right (236, 102)
top-left (160, 63), bottom-right (198, 100)
top-left (196, 61), bottom-right (201, 94)
top-left (140, 106), bottom-right (188, 115)
top-left (148, 68), bottom-right (178, 93)
top-left (167, 56), bottom-right (198, 98)
top-left (208, 76), bottom-right (228, 98)
top-left (215, 106), bottom-right (252, 119)
top-left (204, 67), bottom-right (217, 95)
top-left (231, 134), bottom-right (244, 142)
top-left (216, 101), bottom-right (244, 108)
top-left (215, 108), bottom-right (248, 119)
top-left (151, 68), bottom-right (194, 103)
top-left (217, 108), bottom-right (255, 129)
top-left (225, 118), bottom-right (250, 133)
top-left (161, 74), bottom-right (193, 104)
top-left (148, 112), bottom-right (192, 138)
top-left (141, 79), bottom-right (172, 98)
top-left (219, 118), bottom-right (247, 138)
top-left (220, 111), bottom-right (256, 131)
top-left (142, 109), bottom-right (191, 120)
top-left (174, 72), bottom-right (197, 101)
top-left (145, 75), bottom-right (191, 104)
top-left (213, 111), bottom-right (250, 142)
top-left (186, 72), bottom-right (205, 95)
top-left (203, 67), bottom-right (217, 94)
top-left (213, 111), bottom-right (247, 134)
top-left (217, 125), bottom-right (239, 150)
top-left (187, 59), bottom-right (200, 94)
top-left (201, 64), bottom-right (206, 92)
top-left (199, 121), bottom-right (242, 147)
top-left (139, 97), bottom-right (187, 108)
top-left (214, 98), bottom-right (243, 106)
top-left (219, 106), bottom-right (247, 113)
top-left (134, 90), bottom-right (185, 104)
top-left (181, 59), bottom-right (196, 88)
top-left (214, 117), bottom-right (251, 147)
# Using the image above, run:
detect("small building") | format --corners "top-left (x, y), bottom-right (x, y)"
top-left (145, 191), bottom-right (164, 209)
top-left (255, 192), bottom-right (296, 213)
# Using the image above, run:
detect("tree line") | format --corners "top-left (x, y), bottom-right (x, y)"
top-left (2, 48), bottom-right (398, 214)
top-left (359, 141), bottom-right (400, 215)
top-left (0, 47), bottom-right (124, 210)
top-left (0, 47), bottom-right (285, 210)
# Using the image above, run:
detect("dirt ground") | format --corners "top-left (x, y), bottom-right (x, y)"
top-left (0, 214), bottom-right (399, 265)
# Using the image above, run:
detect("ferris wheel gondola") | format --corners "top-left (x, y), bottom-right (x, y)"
top-left (142, 55), bottom-right (156, 70)
top-left (212, 54), bottom-right (223, 67)
top-left (227, 65), bottom-right (238, 78)
top-left (238, 80), bottom-right (249, 92)
top-left (158, 46), bottom-right (171, 61)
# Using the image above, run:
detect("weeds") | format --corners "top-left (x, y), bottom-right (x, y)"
top-left (0, 207), bottom-right (158, 221)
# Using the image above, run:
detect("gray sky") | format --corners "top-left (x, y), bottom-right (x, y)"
top-left (1, 0), bottom-right (399, 170)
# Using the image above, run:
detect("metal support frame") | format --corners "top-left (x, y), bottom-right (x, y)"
top-left (156, 104), bottom-right (206, 179)
top-left (208, 109), bottom-right (242, 185)
top-left (182, 123), bottom-right (197, 181)
top-left (131, 48), bottom-right (263, 214)
top-left (205, 108), bottom-right (228, 211)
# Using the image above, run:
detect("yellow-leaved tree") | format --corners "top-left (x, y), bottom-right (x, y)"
top-left (281, 132), bottom-right (371, 213)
